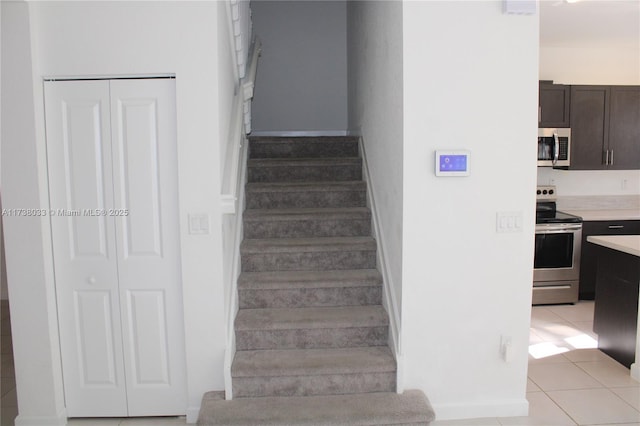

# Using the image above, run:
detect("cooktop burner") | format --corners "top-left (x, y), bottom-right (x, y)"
top-left (535, 185), bottom-right (583, 224)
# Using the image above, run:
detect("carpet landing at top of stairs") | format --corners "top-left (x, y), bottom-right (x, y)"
top-left (197, 136), bottom-right (435, 425)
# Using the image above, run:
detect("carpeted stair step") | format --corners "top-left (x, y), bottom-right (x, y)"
top-left (243, 207), bottom-right (371, 239)
top-left (238, 269), bottom-right (382, 309)
top-left (241, 237), bottom-right (377, 272)
top-left (245, 181), bottom-right (367, 209)
top-left (249, 136), bottom-right (359, 159)
top-left (235, 305), bottom-right (388, 350)
top-left (231, 347), bottom-right (396, 398)
top-left (248, 157), bottom-right (362, 183)
top-left (197, 390), bottom-right (435, 425)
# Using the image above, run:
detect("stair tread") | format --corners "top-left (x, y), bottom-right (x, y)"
top-left (244, 207), bottom-right (370, 222)
top-left (249, 157), bottom-right (361, 166)
top-left (246, 181), bottom-right (366, 192)
top-left (241, 237), bottom-right (376, 254)
top-left (198, 390), bottom-right (435, 425)
top-left (235, 305), bottom-right (388, 331)
top-left (249, 136), bottom-right (359, 144)
top-left (238, 269), bottom-right (382, 290)
top-left (232, 347), bottom-right (395, 377)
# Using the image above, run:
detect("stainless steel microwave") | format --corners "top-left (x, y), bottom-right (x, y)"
top-left (538, 128), bottom-right (571, 167)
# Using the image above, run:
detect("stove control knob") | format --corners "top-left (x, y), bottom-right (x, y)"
top-left (549, 189), bottom-right (554, 195)
top-left (537, 190), bottom-right (542, 195)
top-left (542, 190), bottom-right (548, 195)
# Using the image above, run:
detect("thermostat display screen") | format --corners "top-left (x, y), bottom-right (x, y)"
top-left (435, 150), bottom-right (470, 176)
top-left (439, 155), bottom-right (467, 172)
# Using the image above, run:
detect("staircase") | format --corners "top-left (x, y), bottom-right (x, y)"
top-left (198, 136), bottom-right (434, 425)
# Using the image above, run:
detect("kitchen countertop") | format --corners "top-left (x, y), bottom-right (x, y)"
top-left (587, 235), bottom-right (640, 257)
top-left (562, 209), bottom-right (640, 221)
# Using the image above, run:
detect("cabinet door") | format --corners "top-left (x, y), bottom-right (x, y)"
top-left (570, 86), bottom-right (610, 170)
top-left (608, 86), bottom-right (640, 170)
top-left (45, 80), bottom-right (128, 417)
top-left (539, 82), bottom-right (570, 128)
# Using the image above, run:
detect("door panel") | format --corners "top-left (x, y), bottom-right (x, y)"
top-left (62, 100), bottom-right (111, 258)
top-left (74, 290), bottom-right (120, 386)
top-left (125, 290), bottom-right (171, 385)
top-left (110, 79), bottom-right (186, 416)
top-left (114, 98), bottom-right (163, 257)
top-left (45, 80), bottom-right (127, 417)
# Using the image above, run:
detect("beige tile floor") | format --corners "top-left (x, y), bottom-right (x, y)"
top-left (434, 301), bottom-right (640, 426)
top-left (2, 300), bottom-right (639, 425)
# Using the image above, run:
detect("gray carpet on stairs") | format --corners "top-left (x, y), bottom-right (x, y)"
top-left (197, 390), bottom-right (435, 425)
top-left (197, 136), bottom-right (434, 425)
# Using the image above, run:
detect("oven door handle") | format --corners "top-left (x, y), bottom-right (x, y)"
top-left (536, 224), bottom-right (582, 233)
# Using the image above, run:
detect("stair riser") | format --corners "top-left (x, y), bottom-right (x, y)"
top-left (238, 286), bottom-right (382, 309)
top-left (248, 164), bottom-right (362, 183)
top-left (236, 326), bottom-right (388, 350)
top-left (249, 140), bottom-right (358, 159)
top-left (246, 190), bottom-right (366, 209)
top-left (241, 250), bottom-right (376, 272)
top-left (243, 218), bottom-right (371, 239)
top-left (232, 372), bottom-right (395, 398)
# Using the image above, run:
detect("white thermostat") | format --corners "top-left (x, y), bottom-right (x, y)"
top-left (435, 150), bottom-right (471, 177)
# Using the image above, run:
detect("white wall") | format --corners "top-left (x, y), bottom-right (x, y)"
top-left (539, 45), bottom-right (640, 196)
top-left (2, 1), bottom-right (232, 423)
top-left (1, 194), bottom-right (7, 301)
top-left (402, 1), bottom-right (538, 419)
top-left (1, 2), bottom-right (68, 423)
top-left (250, 0), bottom-right (348, 134)
top-left (346, 0), bottom-right (403, 364)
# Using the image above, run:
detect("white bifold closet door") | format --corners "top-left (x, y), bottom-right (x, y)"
top-left (44, 78), bottom-right (186, 417)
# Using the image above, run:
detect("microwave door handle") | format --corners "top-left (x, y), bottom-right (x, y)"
top-left (552, 132), bottom-right (559, 165)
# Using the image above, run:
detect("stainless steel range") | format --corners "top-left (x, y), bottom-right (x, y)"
top-left (533, 185), bottom-right (583, 305)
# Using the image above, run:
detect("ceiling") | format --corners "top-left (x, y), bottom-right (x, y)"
top-left (539, 0), bottom-right (640, 49)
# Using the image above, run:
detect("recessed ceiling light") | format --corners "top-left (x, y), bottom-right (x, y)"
top-left (565, 0), bottom-right (581, 3)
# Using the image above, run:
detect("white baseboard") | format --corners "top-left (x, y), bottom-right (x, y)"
top-left (432, 398), bottom-right (529, 420)
top-left (249, 130), bottom-right (348, 137)
top-left (14, 409), bottom-right (67, 426)
top-left (357, 136), bottom-right (403, 392)
top-left (186, 406), bottom-right (200, 424)
top-left (631, 363), bottom-right (640, 382)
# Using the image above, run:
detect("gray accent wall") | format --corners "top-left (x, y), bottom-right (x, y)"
top-left (250, 0), bottom-right (348, 133)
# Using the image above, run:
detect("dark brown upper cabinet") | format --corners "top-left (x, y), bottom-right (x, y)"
top-left (570, 85), bottom-right (640, 170)
top-left (608, 86), bottom-right (640, 170)
top-left (539, 81), bottom-right (571, 128)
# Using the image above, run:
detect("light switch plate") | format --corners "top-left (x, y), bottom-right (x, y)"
top-left (496, 211), bottom-right (523, 233)
top-left (189, 213), bottom-right (210, 235)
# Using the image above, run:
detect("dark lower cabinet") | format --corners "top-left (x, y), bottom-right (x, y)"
top-left (592, 246), bottom-right (640, 368)
top-left (580, 220), bottom-right (640, 300)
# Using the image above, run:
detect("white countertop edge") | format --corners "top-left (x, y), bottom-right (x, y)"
top-left (562, 209), bottom-right (640, 221)
top-left (587, 235), bottom-right (640, 258)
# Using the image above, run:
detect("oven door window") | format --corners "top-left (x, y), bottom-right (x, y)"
top-left (535, 232), bottom-right (574, 268)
